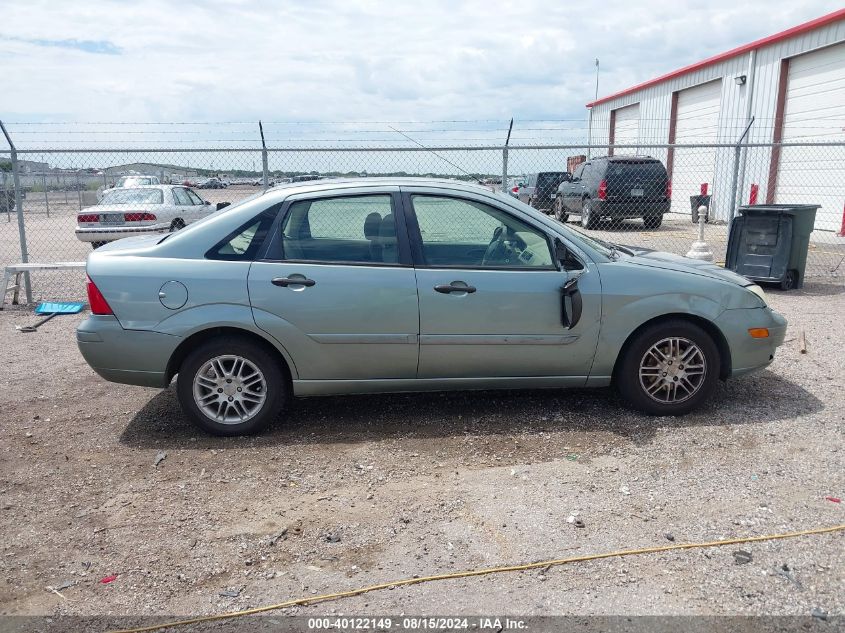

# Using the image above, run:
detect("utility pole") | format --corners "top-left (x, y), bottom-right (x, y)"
top-left (588, 58), bottom-right (600, 158)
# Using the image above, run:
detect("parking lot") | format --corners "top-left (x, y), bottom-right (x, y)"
top-left (1, 282), bottom-right (842, 621)
top-left (3, 183), bottom-right (844, 305)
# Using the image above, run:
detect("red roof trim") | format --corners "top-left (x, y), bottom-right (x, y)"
top-left (586, 8), bottom-right (845, 108)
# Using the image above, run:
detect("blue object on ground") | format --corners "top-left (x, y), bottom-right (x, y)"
top-left (34, 302), bottom-right (85, 315)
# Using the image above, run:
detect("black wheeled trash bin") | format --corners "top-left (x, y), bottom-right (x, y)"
top-left (690, 194), bottom-right (711, 223)
top-left (725, 204), bottom-right (819, 290)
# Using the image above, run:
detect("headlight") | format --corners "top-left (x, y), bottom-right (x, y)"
top-left (747, 284), bottom-right (767, 306)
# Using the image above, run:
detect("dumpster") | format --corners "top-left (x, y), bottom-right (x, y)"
top-left (725, 204), bottom-right (819, 290)
top-left (690, 194), bottom-right (711, 223)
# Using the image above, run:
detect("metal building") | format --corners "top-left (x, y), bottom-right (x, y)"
top-left (586, 9), bottom-right (845, 228)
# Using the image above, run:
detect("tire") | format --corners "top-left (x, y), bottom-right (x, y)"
top-left (616, 319), bottom-right (719, 416)
top-left (779, 269), bottom-right (797, 291)
top-left (91, 241), bottom-right (106, 250)
top-left (553, 197), bottom-right (569, 223)
top-left (581, 199), bottom-right (598, 229)
top-left (170, 218), bottom-right (186, 231)
top-left (176, 336), bottom-right (287, 436)
top-left (643, 214), bottom-right (663, 229)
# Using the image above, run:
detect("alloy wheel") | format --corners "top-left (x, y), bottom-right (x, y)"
top-left (192, 355), bottom-right (267, 424)
top-left (638, 337), bottom-right (707, 404)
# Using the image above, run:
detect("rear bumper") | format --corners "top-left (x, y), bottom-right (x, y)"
top-left (716, 306), bottom-right (787, 377)
top-left (76, 223), bottom-right (170, 243)
top-left (593, 200), bottom-right (670, 218)
top-left (77, 315), bottom-right (180, 387)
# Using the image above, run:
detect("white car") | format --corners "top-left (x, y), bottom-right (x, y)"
top-left (76, 185), bottom-right (223, 248)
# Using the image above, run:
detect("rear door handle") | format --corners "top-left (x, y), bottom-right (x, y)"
top-left (272, 277), bottom-right (316, 287)
top-left (434, 283), bottom-right (476, 294)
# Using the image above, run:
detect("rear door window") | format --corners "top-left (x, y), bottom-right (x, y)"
top-left (278, 195), bottom-right (399, 264)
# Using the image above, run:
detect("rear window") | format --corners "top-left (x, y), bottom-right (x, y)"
top-left (607, 161), bottom-right (666, 180)
top-left (99, 188), bottom-right (163, 205)
top-left (537, 172), bottom-right (568, 188)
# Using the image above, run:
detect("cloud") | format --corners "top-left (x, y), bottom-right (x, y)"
top-left (0, 0), bottom-right (840, 137)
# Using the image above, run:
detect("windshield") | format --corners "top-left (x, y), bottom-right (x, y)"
top-left (492, 189), bottom-right (618, 259)
top-left (537, 172), bottom-right (568, 189)
top-left (99, 188), bottom-right (163, 205)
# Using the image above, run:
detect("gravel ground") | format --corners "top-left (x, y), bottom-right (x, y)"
top-left (0, 283), bottom-right (843, 626)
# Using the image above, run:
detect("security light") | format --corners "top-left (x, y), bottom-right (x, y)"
top-left (735, 75), bottom-right (747, 85)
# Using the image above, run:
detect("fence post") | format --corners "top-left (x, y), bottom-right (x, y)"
top-left (728, 118), bottom-right (754, 222)
top-left (502, 118), bottom-right (513, 196)
top-left (259, 121), bottom-right (269, 191)
top-left (0, 120), bottom-right (33, 304)
top-left (75, 170), bottom-right (83, 210)
top-left (42, 170), bottom-right (50, 218)
top-left (2, 171), bottom-right (9, 223)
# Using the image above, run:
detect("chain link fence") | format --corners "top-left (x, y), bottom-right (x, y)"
top-left (1, 140), bottom-right (844, 303)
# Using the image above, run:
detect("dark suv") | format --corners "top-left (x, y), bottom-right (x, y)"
top-left (519, 171), bottom-right (571, 212)
top-left (554, 156), bottom-right (670, 229)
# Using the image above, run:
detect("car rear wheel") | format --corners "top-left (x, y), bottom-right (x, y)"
top-left (616, 319), bottom-right (719, 416)
top-left (170, 218), bottom-right (186, 231)
top-left (553, 197), bottom-right (569, 223)
top-left (176, 336), bottom-right (287, 436)
top-left (91, 241), bottom-right (107, 250)
top-left (643, 214), bottom-right (663, 229)
top-left (581, 199), bottom-right (598, 229)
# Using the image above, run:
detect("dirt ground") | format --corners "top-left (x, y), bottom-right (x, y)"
top-left (0, 283), bottom-right (843, 627)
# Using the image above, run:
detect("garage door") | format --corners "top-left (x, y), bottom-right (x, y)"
top-left (612, 103), bottom-right (640, 153)
top-left (670, 80), bottom-right (722, 216)
top-left (775, 42), bottom-right (845, 232)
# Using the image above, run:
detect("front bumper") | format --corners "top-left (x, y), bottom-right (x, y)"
top-left (76, 223), bottom-right (170, 243)
top-left (715, 306), bottom-right (787, 377)
top-left (77, 315), bottom-right (180, 387)
top-left (593, 200), bottom-right (671, 218)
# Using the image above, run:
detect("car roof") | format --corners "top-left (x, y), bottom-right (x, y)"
top-left (594, 155), bottom-right (660, 162)
top-left (109, 184), bottom-right (178, 189)
top-left (257, 177), bottom-right (495, 201)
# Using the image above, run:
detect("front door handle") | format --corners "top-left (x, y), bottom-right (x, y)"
top-left (272, 277), bottom-right (316, 288)
top-left (434, 282), bottom-right (476, 294)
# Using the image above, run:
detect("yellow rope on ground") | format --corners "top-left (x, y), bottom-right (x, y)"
top-left (110, 523), bottom-right (845, 633)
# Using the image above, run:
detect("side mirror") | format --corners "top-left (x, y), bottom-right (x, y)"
top-left (204, 200), bottom-right (211, 205)
top-left (554, 238), bottom-right (569, 263)
top-left (216, 201), bottom-right (231, 210)
top-left (555, 238), bottom-right (583, 271)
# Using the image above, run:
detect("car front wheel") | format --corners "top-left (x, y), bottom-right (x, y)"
top-left (616, 319), bottom-right (719, 416)
top-left (176, 336), bottom-right (287, 435)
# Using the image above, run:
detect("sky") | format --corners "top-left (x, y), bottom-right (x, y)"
top-left (0, 0), bottom-right (841, 148)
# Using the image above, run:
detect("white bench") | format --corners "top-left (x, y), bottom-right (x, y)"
top-left (2, 262), bottom-right (86, 309)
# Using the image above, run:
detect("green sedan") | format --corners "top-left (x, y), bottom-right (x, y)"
top-left (77, 178), bottom-right (786, 435)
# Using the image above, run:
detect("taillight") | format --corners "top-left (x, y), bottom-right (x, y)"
top-left (666, 180), bottom-right (672, 200)
top-left (78, 214), bottom-right (99, 223)
top-left (512, 186), bottom-right (519, 193)
top-left (123, 212), bottom-right (157, 222)
top-left (598, 179), bottom-right (607, 200)
top-left (86, 276), bottom-right (113, 315)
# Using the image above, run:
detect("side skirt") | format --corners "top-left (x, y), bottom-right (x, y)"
top-left (292, 376), bottom-right (612, 397)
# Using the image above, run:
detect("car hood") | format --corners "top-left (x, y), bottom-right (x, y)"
top-left (622, 247), bottom-right (752, 286)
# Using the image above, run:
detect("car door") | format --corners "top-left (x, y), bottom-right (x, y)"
top-left (562, 165), bottom-right (582, 212)
top-left (171, 187), bottom-right (199, 225)
top-left (183, 187), bottom-right (214, 223)
top-left (402, 189), bottom-right (602, 380)
top-left (248, 189), bottom-right (420, 381)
